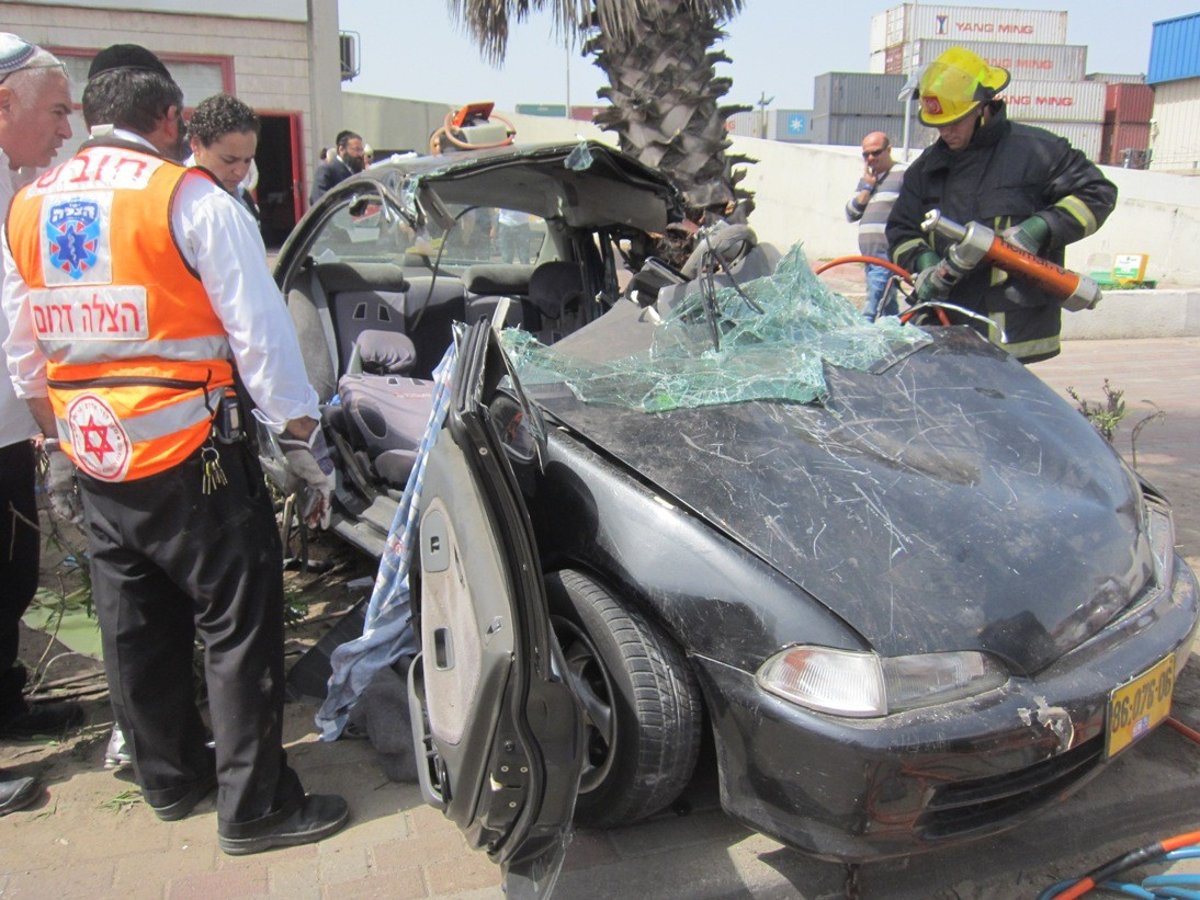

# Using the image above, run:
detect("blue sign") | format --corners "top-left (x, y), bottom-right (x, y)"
top-left (787, 113), bottom-right (808, 134)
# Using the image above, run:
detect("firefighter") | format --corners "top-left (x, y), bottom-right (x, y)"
top-left (887, 46), bottom-right (1117, 362)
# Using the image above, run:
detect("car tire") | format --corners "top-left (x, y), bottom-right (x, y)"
top-left (546, 568), bottom-right (702, 827)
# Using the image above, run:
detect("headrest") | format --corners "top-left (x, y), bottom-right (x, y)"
top-left (464, 264), bottom-right (535, 296)
top-left (355, 329), bottom-right (417, 376)
top-left (528, 261), bottom-right (585, 320)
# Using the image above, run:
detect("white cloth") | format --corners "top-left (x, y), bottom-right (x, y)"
top-left (0, 147), bottom-right (40, 448)
top-left (2, 130), bottom-right (318, 434)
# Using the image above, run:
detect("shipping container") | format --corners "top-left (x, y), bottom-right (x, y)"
top-left (869, 49), bottom-right (887, 74)
top-left (1105, 83), bottom-right (1154, 123)
top-left (814, 73), bottom-right (908, 117)
top-left (884, 45), bottom-right (906, 74)
top-left (726, 111), bottom-right (766, 138)
top-left (872, 4), bottom-right (1069, 52)
top-left (1148, 12), bottom-right (1200, 84)
top-left (1002, 79), bottom-right (1106, 123)
top-left (775, 109), bottom-right (816, 142)
top-left (1086, 72), bottom-right (1146, 85)
top-left (570, 105), bottom-right (606, 122)
top-left (810, 112), bottom-right (934, 147)
top-left (1101, 121), bottom-right (1151, 165)
top-left (899, 39), bottom-right (1086, 82)
top-left (1020, 121), bottom-right (1103, 160)
top-left (515, 103), bottom-right (567, 117)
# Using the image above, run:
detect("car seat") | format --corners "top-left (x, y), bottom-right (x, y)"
top-left (527, 260), bottom-right (588, 344)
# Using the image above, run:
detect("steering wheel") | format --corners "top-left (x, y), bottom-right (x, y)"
top-left (814, 255), bottom-right (951, 326)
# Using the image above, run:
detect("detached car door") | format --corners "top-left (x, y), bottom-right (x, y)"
top-left (410, 320), bottom-right (584, 897)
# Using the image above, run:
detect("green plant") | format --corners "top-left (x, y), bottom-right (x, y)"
top-left (1066, 379), bottom-right (1127, 443)
top-left (100, 788), bottom-right (143, 813)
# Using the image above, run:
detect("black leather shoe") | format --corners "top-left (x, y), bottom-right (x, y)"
top-left (218, 794), bottom-right (349, 856)
top-left (147, 774), bottom-right (218, 822)
top-left (0, 700), bottom-right (84, 739)
top-left (0, 770), bottom-right (41, 816)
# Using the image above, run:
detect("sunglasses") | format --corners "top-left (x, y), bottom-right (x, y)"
top-left (862, 147), bottom-right (889, 159)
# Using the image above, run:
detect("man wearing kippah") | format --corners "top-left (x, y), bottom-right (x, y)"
top-left (0, 32), bottom-right (80, 816)
top-left (1, 43), bottom-right (348, 852)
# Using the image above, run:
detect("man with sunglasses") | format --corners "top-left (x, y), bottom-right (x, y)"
top-left (845, 132), bottom-right (905, 321)
top-left (0, 33), bottom-right (80, 816)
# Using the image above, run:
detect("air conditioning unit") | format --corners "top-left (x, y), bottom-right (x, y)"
top-left (339, 32), bottom-right (360, 82)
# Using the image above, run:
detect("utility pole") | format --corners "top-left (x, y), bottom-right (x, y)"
top-left (756, 91), bottom-right (774, 139)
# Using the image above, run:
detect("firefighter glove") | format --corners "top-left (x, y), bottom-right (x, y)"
top-left (280, 425), bottom-right (336, 530)
top-left (912, 251), bottom-right (946, 303)
top-left (1002, 215), bottom-right (1050, 255)
top-left (43, 441), bottom-right (82, 526)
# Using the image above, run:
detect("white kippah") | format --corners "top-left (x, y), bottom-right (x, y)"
top-left (0, 33), bottom-right (35, 76)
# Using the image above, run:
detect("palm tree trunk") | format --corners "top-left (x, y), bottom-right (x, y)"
top-left (586, 2), bottom-right (753, 217)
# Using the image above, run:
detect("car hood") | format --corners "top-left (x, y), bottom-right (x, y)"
top-left (533, 330), bottom-right (1153, 675)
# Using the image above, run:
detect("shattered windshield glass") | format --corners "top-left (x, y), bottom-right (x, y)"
top-left (501, 244), bottom-right (930, 412)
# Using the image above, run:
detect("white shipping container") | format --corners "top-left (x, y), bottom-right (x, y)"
top-left (1003, 80), bottom-right (1106, 123)
top-left (874, 4), bottom-right (1069, 51)
top-left (905, 39), bottom-right (1086, 82)
top-left (726, 111), bottom-right (766, 139)
top-left (869, 49), bottom-right (887, 74)
top-left (870, 12), bottom-right (888, 56)
top-left (1027, 122), bottom-right (1103, 160)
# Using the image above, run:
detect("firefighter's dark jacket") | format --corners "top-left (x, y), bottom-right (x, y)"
top-left (886, 101), bottom-right (1117, 362)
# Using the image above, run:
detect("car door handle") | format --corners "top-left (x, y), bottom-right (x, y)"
top-left (433, 627), bottom-right (454, 670)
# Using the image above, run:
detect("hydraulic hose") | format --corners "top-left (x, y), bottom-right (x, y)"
top-left (1041, 830), bottom-right (1200, 899)
top-left (813, 256), bottom-right (952, 326)
top-left (429, 109), bottom-right (516, 154)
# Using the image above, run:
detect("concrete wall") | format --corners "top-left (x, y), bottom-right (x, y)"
top-left (728, 134), bottom-right (1200, 288)
top-left (346, 96), bottom-right (1200, 288)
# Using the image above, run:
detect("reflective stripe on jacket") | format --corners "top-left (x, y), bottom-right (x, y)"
top-left (6, 142), bottom-right (233, 481)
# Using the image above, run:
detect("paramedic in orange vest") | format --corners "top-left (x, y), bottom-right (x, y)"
top-left (1, 44), bottom-right (348, 854)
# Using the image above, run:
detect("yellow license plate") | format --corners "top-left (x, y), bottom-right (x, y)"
top-left (1105, 654), bottom-right (1176, 759)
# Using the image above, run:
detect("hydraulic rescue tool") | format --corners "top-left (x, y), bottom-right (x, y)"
top-left (919, 209), bottom-right (1103, 312)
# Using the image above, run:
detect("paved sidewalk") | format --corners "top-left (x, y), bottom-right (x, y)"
top-left (1, 337), bottom-right (1198, 900)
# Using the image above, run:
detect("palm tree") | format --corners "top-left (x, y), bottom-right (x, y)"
top-left (449, 0), bottom-right (753, 219)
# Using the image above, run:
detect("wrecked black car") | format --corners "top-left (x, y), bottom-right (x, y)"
top-left (268, 141), bottom-right (1200, 888)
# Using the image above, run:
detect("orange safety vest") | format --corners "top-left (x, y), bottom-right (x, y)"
top-left (6, 142), bottom-right (234, 482)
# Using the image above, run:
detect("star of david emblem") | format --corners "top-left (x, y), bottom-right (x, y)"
top-left (78, 415), bottom-right (115, 464)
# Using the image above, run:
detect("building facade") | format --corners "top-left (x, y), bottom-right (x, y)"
top-left (6, 0), bottom-right (344, 244)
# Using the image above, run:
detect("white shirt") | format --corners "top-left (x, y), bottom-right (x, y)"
top-left (2, 130), bottom-right (318, 433)
top-left (0, 147), bottom-right (40, 448)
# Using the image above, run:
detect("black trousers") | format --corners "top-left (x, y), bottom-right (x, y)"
top-left (0, 440), bottom-right (39, 718)
top-left (79, 439), bottom-right (303, 827)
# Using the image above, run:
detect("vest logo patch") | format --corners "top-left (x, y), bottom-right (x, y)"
top-left (45, 200), bottom-right (100, 280)
top-left (66, 393), bottom-right (131, 482)
top-left (40, 192), bottom-right (113, 286)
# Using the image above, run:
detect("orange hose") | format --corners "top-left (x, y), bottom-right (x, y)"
top-left (814, 255), bottom-right (913, 281)
top-left (437, 109), bottom-right (516, 151)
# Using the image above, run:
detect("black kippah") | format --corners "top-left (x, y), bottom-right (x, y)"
top-left (88, 44), bottom-right (171, 81)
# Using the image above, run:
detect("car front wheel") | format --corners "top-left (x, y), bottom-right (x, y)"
top-left (546, 568), bottom-right (703, 828)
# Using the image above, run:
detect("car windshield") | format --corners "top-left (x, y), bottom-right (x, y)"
top-left (309, 194), bottom-right (547, 270)
top-left (501, 244), bottom-right (930, 412)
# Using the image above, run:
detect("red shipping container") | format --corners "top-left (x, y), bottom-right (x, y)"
top-left (1102, 121), bottom-right (1151, 165)
top-left (885, 45), bottom-right (904, 74)
top-left (1105, 83), bottom-right (1154, 123)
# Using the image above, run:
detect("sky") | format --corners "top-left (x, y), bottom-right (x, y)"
top-left (337, 0), bottom-right (1190, 112)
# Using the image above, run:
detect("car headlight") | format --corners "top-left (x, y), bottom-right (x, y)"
top-left (756, 646), bottom-right (1008, 718)
top-left (1144, 497), bottom-right (1176, 595)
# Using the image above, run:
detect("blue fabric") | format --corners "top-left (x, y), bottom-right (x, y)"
top-left (315, 341), bottom-right (458, 740)
top-left (863, 263), bottom-right (900, 321)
